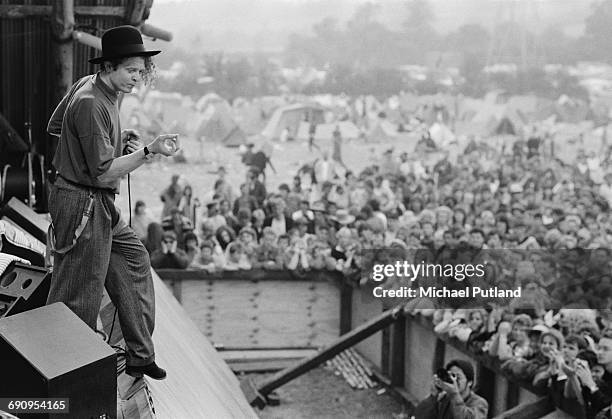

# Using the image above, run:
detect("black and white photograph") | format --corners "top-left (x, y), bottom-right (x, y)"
top-left (2, 0), bottom-right (612, 418)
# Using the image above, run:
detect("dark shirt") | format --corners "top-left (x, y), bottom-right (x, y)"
top-left (150, 248), bottom-right (190, 269)
top-left (48, 74), bottom-right (122, 193)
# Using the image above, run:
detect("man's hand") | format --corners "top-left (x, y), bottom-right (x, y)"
top-left (575, 361), bottom-right (597, 390)
top-left (434, 374), bottom-right (460, 396)
top-left (149, 134), bottom-right (180, 157)
top-left (122, 129), bottom-right (143, 154)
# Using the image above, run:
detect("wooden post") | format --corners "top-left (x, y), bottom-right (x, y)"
top-left (51, 0), bottom-right (74, 106)
top-left (127, 0), bottom-right (147, 26)
top-left (389, 315), bottom-right (405, 387)
top-left (339, 281), bottom-right (352, 335)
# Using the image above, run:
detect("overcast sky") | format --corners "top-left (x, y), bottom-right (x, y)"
top-left (146, 0), bottom-right (592, 53)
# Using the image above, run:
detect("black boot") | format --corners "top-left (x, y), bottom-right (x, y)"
top-left (126, 362), bottom-right (167, 380)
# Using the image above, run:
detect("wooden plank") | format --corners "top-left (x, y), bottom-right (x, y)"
top-left (156, 268), bottom-right (344, 283)
top-left (0, 5), bottom-right (125, 18)
top-left (255, 305), bottom-right (404, 398)
top-left (220, 349), bottom-right (317, 362)
top-left (228, 360), bottom-right (297, 373)
top-left (180, 278), bottom-right (340, 349)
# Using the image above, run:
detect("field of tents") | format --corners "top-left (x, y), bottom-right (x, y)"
top-left (119, 88), bottom-right (612, 164)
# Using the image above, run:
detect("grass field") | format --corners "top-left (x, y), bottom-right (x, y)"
top-left (113, 134), bottom-right (427, 221)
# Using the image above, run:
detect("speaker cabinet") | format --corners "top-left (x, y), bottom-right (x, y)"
top-left (0, 262), bottom-right (50, 318)
top-left (1, 197), bottom-right (49, 243)
top-left (0, 303), bottom-right (117, 419)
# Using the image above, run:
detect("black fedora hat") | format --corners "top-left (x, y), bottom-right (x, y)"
top-left (89, 25), bottom-right (160, 64)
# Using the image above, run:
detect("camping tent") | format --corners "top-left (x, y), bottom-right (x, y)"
top-left (261, 103), bottom-right (325, 141)
top-left (368, 120), bottom-right (398, 142)
top-left (194, 104), bottom-right (246, 147)
top-left (296, 121), bottom-right (360, 142)
top-left (429, 122), bottom-right (455, 146)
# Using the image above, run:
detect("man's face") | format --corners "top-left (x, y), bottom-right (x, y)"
top-left (107, 56), bottom-right (145, 93)
top-left (597, 338), bottom-right (612, 365)
top-left (448, 366), bottom-right (470, 394)
top-left (471, 232), bottom-right (484, 249)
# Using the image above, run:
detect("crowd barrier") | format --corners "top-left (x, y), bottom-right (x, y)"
top-left (156, 269), bottom-right (578, 418)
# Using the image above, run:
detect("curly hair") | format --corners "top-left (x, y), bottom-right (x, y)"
top-left (99, 55), bottom-right (156, 85)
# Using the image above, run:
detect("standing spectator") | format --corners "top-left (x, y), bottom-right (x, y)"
top-left (178, 184), bottom-right (200, 226)
top-left (234, 183), bottom-right (258, 215)
top-left (160, 174), bottom-right (182, 218)
top-left (265, 200), bottom-right (293, 236)
top-left (215, 166), bottom-right (235, 204)
top-left (132, 200), bottom-right (153, 244)
top-left (247, 169), bottom-right (267, 207)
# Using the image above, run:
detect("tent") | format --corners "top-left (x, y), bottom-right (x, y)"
top-left (196, 93), bottom-right (231, 113)
top-left (194, 104), bottom-right (247, 147)
top-left (429, 122), bottom-right (455, 146)
top-left (367, 120), bottom-right (398, 142)
top-left (261, 103), bottom-right (325, 141)
top-left (296, 120), bottom-right (360, 142)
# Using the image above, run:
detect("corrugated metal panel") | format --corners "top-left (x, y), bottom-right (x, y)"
top-left (0, 0), bottom-right (127, 161)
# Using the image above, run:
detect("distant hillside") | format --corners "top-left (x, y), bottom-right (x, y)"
top-left (146, 0), bottom-right (592, 53)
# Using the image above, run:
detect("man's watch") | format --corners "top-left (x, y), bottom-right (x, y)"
top-left (144, 146), bottom-right (152, 160)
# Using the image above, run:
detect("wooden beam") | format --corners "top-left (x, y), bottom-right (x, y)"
top-left (255, 305), bottom-right (404, 398)
top-left (141, 23), bottom-right (173, 42)
top-left (0, 5), bottom-right (125, 19)
top-left (127, 0), bottom-right (147, 26)
top-left (73, 31), bottom-right (101, 50)
top-left (51, 0), bottom-right (74, 107)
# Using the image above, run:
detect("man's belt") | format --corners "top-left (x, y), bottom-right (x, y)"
top-left (57, 174), bottom-right (114, 193)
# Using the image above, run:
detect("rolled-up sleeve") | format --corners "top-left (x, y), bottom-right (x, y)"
top-left (47, 95), bottom-right (68, 136)
top-left (73, 97), bottom-right (115, 178)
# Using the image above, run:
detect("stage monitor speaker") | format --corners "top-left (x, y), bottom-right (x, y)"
top-left (0, 303), bottom-right (117, 419)
top-left (1, 197), bottom-right (49, 243)
top-left (0, 262), bottom-right (50, 318)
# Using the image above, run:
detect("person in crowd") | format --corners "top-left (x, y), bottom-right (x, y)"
top-left (265, 199), bottom-right (293, 236)
top-left (178, 184), bottom-right (200, 226)
top-left (161, 207), bottom-right (194, 251)
top-left (160, 174), bottom-right (183, 218)
top-left (412, 359), bottom-right (488, 419)
top-left (150, 231), bottom-right (190, 269)
top-left (234, 182), bottom-right (258, 215)
top-left (132, 200), bottom-right (153, 244)
top-left (201, 200), bottom-right (226, 233)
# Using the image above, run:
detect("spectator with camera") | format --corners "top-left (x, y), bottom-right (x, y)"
top-left (412, 359), bottom-right (488, 419)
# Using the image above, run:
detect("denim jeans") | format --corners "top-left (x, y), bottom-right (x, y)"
top-left (46, 177), bottom-right (155, 367)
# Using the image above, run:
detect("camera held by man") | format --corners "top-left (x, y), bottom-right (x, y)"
top-left (411, 359), bottom-right (488, 419)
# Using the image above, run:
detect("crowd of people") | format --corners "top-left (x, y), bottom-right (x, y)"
top-left (132, 131), bottom-right (612, 417)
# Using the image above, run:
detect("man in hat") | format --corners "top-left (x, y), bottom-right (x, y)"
top-left (46, 25), bottom-right (179, 380)
top-left (413, 359), bottom-right (488, 419)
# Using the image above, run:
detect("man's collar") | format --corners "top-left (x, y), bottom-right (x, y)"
top-left (94, 72), bottom-right (119, 101)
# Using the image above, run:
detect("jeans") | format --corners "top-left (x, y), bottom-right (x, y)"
top-left (46, 177), bottom-right (155, 367)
